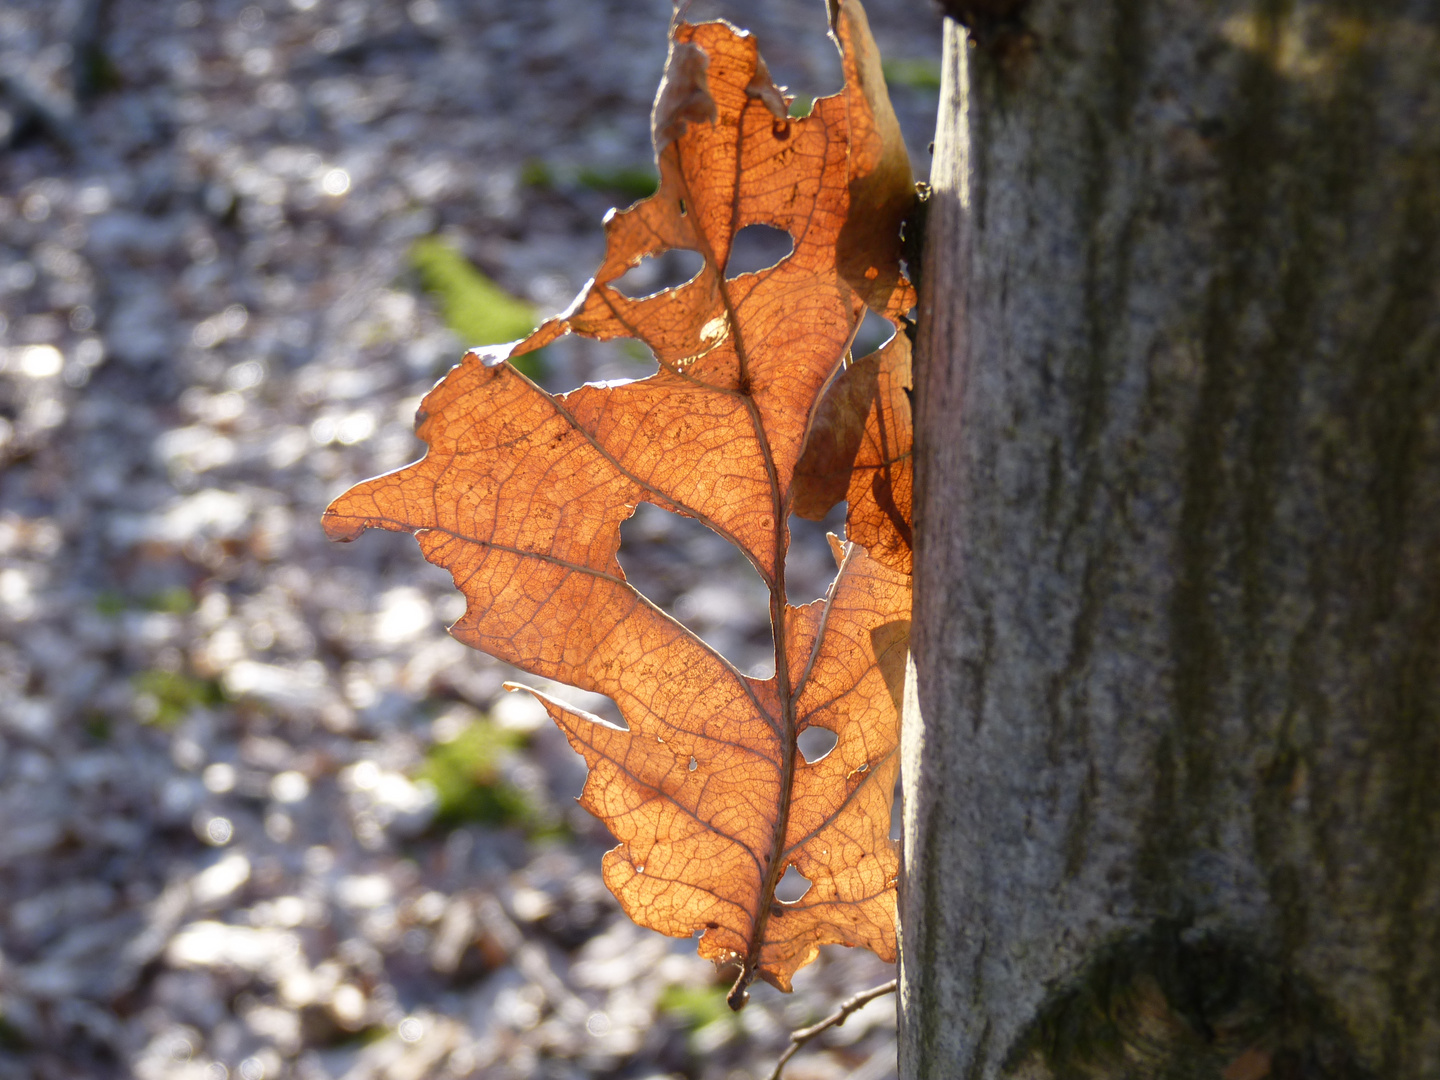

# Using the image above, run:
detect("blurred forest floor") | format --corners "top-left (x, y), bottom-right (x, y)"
top-left (0, 1), bottom-right (941, 1077)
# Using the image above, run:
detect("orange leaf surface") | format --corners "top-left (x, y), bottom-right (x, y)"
top-left (795, 333), bottom-right (914, 576)
top-left (323, 0), bottom-right (913, 1005)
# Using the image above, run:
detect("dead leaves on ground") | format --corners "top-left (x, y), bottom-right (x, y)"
top-left (324, 0), bottom-right (914, 1005)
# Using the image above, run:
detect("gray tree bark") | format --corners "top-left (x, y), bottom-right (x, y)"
top-left (900, 3), bottom-right (1440, 1077)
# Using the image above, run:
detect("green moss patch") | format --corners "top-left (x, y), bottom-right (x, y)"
top-left (409, 238), bottom-right (543, 378)
top-left (882, 57), bottom-right (942, 91)
top-left (132, 670), bottom-right (224, 728)
top-left (416, 718), bottom-right (538, 830)
top-left (576, 166), bottom-right (659, 201)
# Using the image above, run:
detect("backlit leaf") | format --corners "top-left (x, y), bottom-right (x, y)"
top-left (323, 0), bottom-right (913, 1006)
top-left (795, 333), bottom-right (913, 576)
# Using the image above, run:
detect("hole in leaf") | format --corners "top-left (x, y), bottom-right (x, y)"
top-left (853, 305), bottom-right (894, 358)
top-left (612, 248), bottom-right (705, 299)
top-left (775, 865), bottom-right (812, 903)
top-left (567, 337), bottom-right (660, 387)
top-left (798, 726), bottom-right (837, 763)
top-left (725, 224), bottom-right (793, 278)
top-left (618, 502), bottom-right (774, 673)
top-left (688, 754), bottom-right (699, 772)
top-left (786, 507), bottom-right (848, 604)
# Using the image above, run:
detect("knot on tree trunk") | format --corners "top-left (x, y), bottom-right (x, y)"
top-left (1005, 923), bottom-right (1368, 1080)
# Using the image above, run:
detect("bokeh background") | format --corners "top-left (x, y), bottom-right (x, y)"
top-left (0, 1), bottom-right (941, 1077)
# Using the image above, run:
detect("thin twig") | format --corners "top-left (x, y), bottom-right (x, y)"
top-left (768, 978), bottom-right (898, 1080)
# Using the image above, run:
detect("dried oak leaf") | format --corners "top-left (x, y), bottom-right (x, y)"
top-left (323, 0), bottom-right (912, 1005)
top-left (794, 333), bottom-right (913, 576)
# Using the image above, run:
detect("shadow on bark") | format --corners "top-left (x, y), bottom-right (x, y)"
top-left (1005, 922), bottom-right (1369, 1080)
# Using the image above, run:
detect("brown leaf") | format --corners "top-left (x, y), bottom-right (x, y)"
top-left (795, 333), bottom-right (913, 576)
top-left (830, 0), bottom-right (916, 318)
top-left (793, 358), bottom-right (879, 524)
top-left (652, 39), bottom-right (717, 151)
top-left (323, 0), bottom-right (911, 1003)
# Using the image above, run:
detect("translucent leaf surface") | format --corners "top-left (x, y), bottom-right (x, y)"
top-left (324, 0), bottom-right (913, 1005)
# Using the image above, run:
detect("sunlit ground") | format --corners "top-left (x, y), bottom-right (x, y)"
top-left (0, 1), bottom-right (940, 1077)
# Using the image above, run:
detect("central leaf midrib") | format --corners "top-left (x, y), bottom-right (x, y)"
top-left (671, 89), bottom-right (809, 1008)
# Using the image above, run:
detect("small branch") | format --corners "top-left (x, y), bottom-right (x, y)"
top-left (767, 978), bottom-right (897, 1080)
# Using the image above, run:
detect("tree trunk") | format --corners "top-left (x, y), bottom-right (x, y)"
top-left (900, 3), bottom-right (1440, 1077)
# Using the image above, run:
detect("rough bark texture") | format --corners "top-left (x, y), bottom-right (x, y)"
top-left (901, 3), bottom-right (1440, 1078)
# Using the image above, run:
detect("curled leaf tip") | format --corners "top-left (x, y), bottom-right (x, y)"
top-left (653, 40), bottom-right (717, 151)
top-left (745, 56), bottom-right (790, 119)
